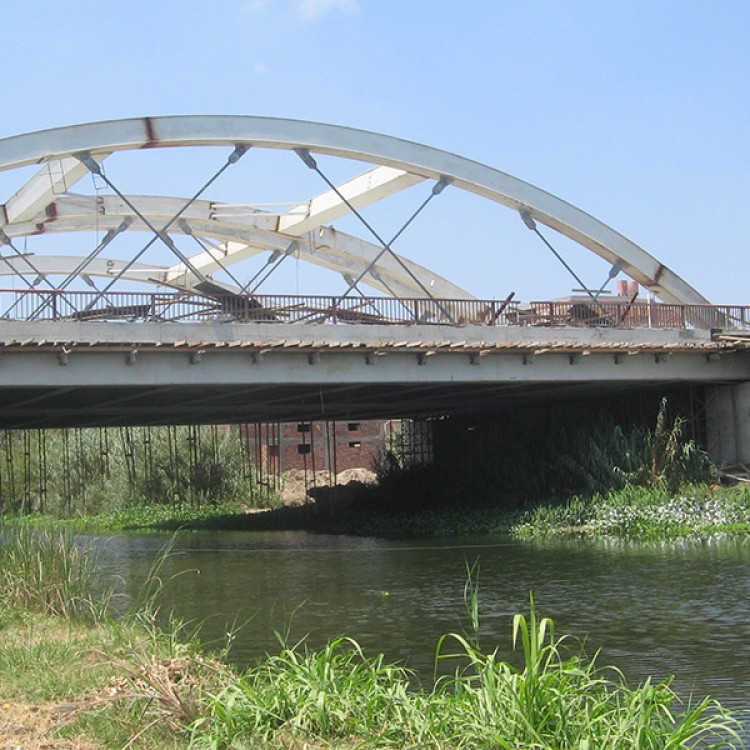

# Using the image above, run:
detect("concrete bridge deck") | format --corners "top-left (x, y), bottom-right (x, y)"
top-left (0, 317), bottom-right (746, 428)
top-left (0, 117), bottom-right (746, 435)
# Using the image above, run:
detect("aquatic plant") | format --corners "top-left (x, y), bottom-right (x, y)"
top-left (191, 598), bottom-right (744, 749)
top-left (513, 484), bottom-right (750, 539)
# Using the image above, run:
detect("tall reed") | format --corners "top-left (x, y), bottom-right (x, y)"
top-left (0, 523), bottom-right (100, 620)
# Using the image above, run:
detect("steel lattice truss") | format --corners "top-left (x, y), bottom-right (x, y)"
top-left (0, 116), bottom-right (710, 323)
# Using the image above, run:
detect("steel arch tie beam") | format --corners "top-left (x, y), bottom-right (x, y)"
top-left (0, 115), bottom-right (709, 304)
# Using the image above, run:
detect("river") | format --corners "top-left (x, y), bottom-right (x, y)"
top-left (90, 530), bottom-right (750, 725)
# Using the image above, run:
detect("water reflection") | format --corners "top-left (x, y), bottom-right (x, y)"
top-left (87, 531), bottom-right (750, 724)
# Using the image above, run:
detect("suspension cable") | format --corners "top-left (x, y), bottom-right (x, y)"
top-left (0, 231), bottom-right (71, 319)
top-left (246, 244), bottom-right (295, 295)
top-left (179, 221), bottom-right (248, 292)
top-left (27, 218), bottom-right (134, 319)
top-left (0, 230), bottom-right (52, 289)
top-left (519, 211), bottom-right (598, 304)
top-left (74, 145), bottom-right (249, 306)
top-left (294, 149), bottom-right (449, 302)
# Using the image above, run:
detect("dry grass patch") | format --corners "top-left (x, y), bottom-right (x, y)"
top-left (0, 699), bottom-right (100, 750)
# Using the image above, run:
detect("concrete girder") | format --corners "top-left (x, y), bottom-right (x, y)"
top-left (2, 194), bottom-right (473, 300)
top-left (0, 115), bottom-right (709, 304)
top-left (1, 153), bottom-right (109, 226)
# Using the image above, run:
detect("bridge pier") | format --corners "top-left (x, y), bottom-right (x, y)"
top-left (705, 383), bottom-right (750, 469)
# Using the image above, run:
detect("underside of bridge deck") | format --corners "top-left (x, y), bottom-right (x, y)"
top-left (0, 379), bottom-right (718, 429)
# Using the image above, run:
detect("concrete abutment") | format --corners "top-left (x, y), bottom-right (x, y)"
top-left (705, 383), bottom-right (750, 469)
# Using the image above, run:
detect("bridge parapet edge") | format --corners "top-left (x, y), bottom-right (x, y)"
top-left (0, 319), bottom-right (740, 355)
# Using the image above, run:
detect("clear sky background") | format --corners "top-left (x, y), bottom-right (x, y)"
top-left (1, 1), bottom-right (748, 304)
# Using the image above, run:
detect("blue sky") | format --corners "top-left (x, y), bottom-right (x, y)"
top-left (2, 1), bottom-right (748, 303)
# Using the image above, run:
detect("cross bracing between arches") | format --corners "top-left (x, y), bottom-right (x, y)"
top-left (0, 115), bottom-right (710, 308)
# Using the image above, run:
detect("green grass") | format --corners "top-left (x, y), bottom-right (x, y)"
top-left (3, 603), bottom-right (744, 750)
top-left (512, 483), bottom-right (750, 539)
top-left (192, 598), bottom-right (744, 750)
top-left (12, 501), bottom-right (256, 533)
top-left (0, 522), bottom-right (102, 619)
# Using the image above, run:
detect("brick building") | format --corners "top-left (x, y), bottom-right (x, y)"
top-left (243, 419), bottom-right (386, 476)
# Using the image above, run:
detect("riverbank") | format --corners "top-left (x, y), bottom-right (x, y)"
top-left (512, 483), bottom-right (750, 539)
top-left (1, 524), bottom-right (746, 749)
top-left (18, 481), bottom-right (750, 543)
top-left (2, 483), bottom-right (744, 541)
top-left (2, 596), bottom-right (744, 749)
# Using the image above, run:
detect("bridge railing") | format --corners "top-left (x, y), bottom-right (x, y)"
top-left (524, 301), bottom-right (750, 330)
top-left (0, 289), bottom-right (747, 330)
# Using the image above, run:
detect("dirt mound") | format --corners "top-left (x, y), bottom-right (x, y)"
top-left (335, 468), bottom-right (376, 486)
top-left (279, 468), bottom-right (377, 505)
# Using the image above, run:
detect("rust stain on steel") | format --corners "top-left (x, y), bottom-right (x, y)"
top-left (44, 203), bottom-right (58, 221)
top-left (141, 117), bottom-right (160, 149)
top-left (32, 223), bottom-right (46, 235)
top-left (654, 264), bottom-right (665, 284)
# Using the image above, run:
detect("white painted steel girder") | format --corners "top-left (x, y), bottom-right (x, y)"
top-left (0, 115), bottom-right (710, 304)
top-left (0, 255), bottom-right (163, 283)
top-left (0, 345), bottom-right (744, 390)
top-left (1, 153), bottom-right (109, 225)
top-left (277, 165), bottom-right (425, 234)
top-left (1, 193), bottom-right (471, 299)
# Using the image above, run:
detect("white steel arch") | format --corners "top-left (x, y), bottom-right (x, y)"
top-left (0, 115), bottom-right (710, 304)
top-left (0, 193), bottom-right (472, 299)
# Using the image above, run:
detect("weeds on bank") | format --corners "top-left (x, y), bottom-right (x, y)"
top-left (513, 484), bottom-right (750, 539)
top-left (0, 522), bottom-right (103, 620)
top-left (192, 596), bottom-right (744, 750)
top-left (0, 424), bottom-right (272, 518)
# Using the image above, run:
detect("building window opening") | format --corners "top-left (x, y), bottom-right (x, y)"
top-left (297, 423), bottom-right (311, 433)
top-left (297, 444), bottom-right (311, 455)
top-left (347, 422), bottom-right (360, 432)
top-left (348, 441), bottom-right (362, 449)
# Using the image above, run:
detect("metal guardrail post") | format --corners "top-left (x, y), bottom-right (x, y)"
top-left (0, 289), bottom-right (748, 330)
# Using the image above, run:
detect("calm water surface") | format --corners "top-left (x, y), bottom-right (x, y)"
top-left (89, 530), bottom-right (750, 724)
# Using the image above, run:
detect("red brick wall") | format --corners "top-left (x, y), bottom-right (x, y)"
top-left (243, 420), bottom-right (384, 473)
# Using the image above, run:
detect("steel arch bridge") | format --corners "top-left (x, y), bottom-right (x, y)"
top-left (0, 115), bottom-right (710, 312)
